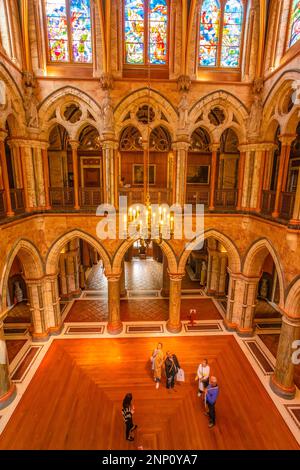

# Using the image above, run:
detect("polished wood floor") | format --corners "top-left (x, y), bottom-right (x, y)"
top-left (0, 336), bottom-right (298, 450)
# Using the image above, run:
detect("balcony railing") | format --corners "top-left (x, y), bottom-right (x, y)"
top-left (10, 188), bottom-right (25, 213)
top-left (215, 189), bottom-right (237, 209)
top-left (80, 188), bottom-right (102, 209)
top-left (279, 192), bottom-right (295, 220)
top-left (119, 187), bottom-right (172, 205)
top-left (261, 190), bottom-right (276, 215)
top-left (50, 187), bottom-right (74, 208)
top-left (186, 189), bottom-right (209, 206)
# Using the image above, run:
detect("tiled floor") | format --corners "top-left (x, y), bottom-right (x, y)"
top-left (6, 339), bottom-right (28, 363)
top-left (4, 302), bottom-right (31, 324)
top-left (64, 298), bottom-right (222, 323)
top-left (259, 334), bottom-right (300, 389)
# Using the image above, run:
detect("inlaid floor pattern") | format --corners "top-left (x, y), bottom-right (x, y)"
top-left (0, 336), bottom-right (298, 450)
top-left (64, 298), bottom-right (222, 323)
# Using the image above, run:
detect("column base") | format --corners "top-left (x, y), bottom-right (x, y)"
top-left (236, 326), bottom-right (255, 337)
top-left (6, 211), bottom-right (15, 217)
top-left (49, 323), bottom-right (64, 336)
top-left (270, 374), bottom-right (296, 400)
top-left (223, 319), bottom-right (237, 332)
top-left (74, 205), bottom-right (80, 211)
top-left (272, 211), bottom-right (279, 218)
top-left (31, 331), bottom-right (50, 342)
top-left (120, 290), bottom-right (127, 298)
top-left (0, 383), bottom-right (16, 410)
top-left (166, 320), bottom-right (182, 334)
top-left (107, 321), bottom-right (123, 335)
top-left (289, 219), bottom-right (300, 227)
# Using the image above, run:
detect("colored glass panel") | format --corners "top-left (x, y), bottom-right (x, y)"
top-left (149, 0), bottom-right (168, 64)
top-left (289, 0), bottom-right (300, 47)
top-left (70, 0), bottom-right (92, 63)
top-left (199, 0), bottom-right (220, 66)
top-left (221, 0), bottom-right (243, 67)
top-left (46, 0), bottom-right (69, 62)
top-left (124, 0), bottom-right (145, 64)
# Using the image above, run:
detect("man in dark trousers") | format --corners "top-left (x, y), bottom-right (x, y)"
top-left (165, 351), bottom-right (180, 391)
top-left (205, 376), bottom-right (219, 428)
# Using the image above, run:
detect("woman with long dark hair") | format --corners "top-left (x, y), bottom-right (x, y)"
top-left (122, 393), bottom-right (137, 441)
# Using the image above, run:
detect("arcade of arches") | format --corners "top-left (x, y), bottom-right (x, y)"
top-left (0, 0), bottom-right (300, 451)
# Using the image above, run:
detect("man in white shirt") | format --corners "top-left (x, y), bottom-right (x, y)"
top-left (196, 359), bottom-right (210, 397)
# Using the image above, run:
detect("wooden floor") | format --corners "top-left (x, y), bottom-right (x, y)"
top-left (0, 336), bottom-right (298, 450)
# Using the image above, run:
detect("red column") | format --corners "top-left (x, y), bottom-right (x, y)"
top-left (236, 151), bottom-right (246, 210)
top-left (0, 131), bottom-right (14, 217)
top-left (70, 141), bottom-right (80, 210)
top-left (209, 145), bottom-right (219, 211)
top-left (42, 147), bottom-right (51, 210)
top-left (272, 137), bottom-right (293, 218)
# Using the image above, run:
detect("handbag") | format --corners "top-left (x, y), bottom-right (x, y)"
top-left (176, 368), bottom-right (185, 382)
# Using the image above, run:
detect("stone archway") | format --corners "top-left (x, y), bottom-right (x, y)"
top-left (285, 277), bottom-right (300, 319)
top-left (242, 238), bottom-right (284, 308)
top-left (0, 239), bottom-right (44, 313)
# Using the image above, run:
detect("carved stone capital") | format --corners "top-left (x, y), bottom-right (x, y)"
top-left (99, 73), bottom-right (114, 91)
top-left (177, 75), bottom-right (191, 93)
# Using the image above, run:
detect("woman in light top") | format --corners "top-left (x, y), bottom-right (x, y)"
top-left (195, 358), bottom-right (210, 398)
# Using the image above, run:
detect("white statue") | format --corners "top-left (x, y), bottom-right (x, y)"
top-left (247, 94), bottom-right (263, 139)
top-left (178, 93), bottom-right (189, 130)
top-left (200, 261), bottom-right (207, 286)
top-left (102, 90), bottom-right (114, 130)
top-left (14, 281), bottom-right (23, 303)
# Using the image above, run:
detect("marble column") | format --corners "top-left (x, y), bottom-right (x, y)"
top-left (209, 144), bottom-right (219, 211)
top-left (79, 265), bottom-right (86, 290)
top-left (289, 163), bottom-right (300, 226)
top-left (166, 273), bottom-right (184, 333)
top-left (59, 255), bottom-right (68, 299)
top-left (272, 136), bottom-right (294, 218)
top-left (102, 136), bottom-right (118, 206)
top-left (43, 274), bottom-right (62, 334)
top-left (69, 140), bottom-right (80, 210)
top-left (107, 273), bottom-right (123, 335)
top-left (161, 255), bottom-right (170, 297)
top-left (270, 315), bottom-right (300, 399)
top-left (217, 255), bottom-right (228, 296)
top-left (224, 272), bottom-right (259, 336)
top-left (26, 279), bottom-right (48, 341)
top-left (120, 261), bottom-right (127, 298)
top-left (236, 151), bottom-right (246, 210)
top-left (20, 143), bottom-right (38, 210)
top-left (173, 140), bottom-right (189, 206)
top-left (42, 146), bottom-right (51, 210)
top-left (0, 322), bottom-right (16, 410)
top-left (0, 130), bottom-right (14, 216)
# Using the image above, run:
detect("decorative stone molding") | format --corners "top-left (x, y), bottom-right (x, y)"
top-left (177, 75), bottom-right (191, 93)
top-left (99, 72), bottom-right (114, 91)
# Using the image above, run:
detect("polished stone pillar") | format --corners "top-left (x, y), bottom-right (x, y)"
top-left (0, 322), bottom-right (16, 410)
top-left (166, 273), bottom-right (184, 333)
top-left (217, 255), bottom-right (228, 296)
top-left (272, 136), bottom-right (293, 218)
top-left (289, 164), bottom-right (300, 226)
top-left (20, 144), bottom-right (38, 210)
top-left (0, 130), bottom-right (14, 216)
top-left (27, 280), bottom-right (47, 341)
top-left (209, 144), bottom-right (219, 210)
top-left (59, 255), bottom-right (68, 299)
top-left (107, 273), bottom-right (123, 335)
top-left (174, 140), bottom-right (189, 206)
top-left (236, 151), bottom-right (246, 210)
top-left (42, 147), bottom-right (51, 210)
top-left (43, 275), bottom-right (62, 334)
top-left (69, 140), bottom-right (80, 210)
top-left (79, 265), bottom-right (86, 290)
top-left (209, 252), bottom-right (220, 294)
top-left (161, 255), bottom-right (170, 297)
top-left (102, 136), bottom-right (118, 205)
top-left (120, 261), bottom-right (127, 298)
top-left (270, 315), bottom-right (300, 399)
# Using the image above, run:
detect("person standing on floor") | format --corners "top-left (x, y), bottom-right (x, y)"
top-left (153, 343), bottom-right (164, 389)
top-left (165, 351), bottom-right (180, 391)
top-left (122, 393), bottom-right (137, 441)
top-left (195, 358), bottom-right (210, 398)
top-left (204, 376), bottom-right (219, 428)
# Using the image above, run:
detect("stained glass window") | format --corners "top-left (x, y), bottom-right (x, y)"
top-left (124, 0), bottom-right (168, 66)
top-left (289, 0), bottom-right (300, 48)
top-left (45, 0), bottom-right (92, 63)
top-left (199, 0), bottom-right (221, 67)
top-left (199, 0), bottom-right (244, 69)
top-left (221, 0), bottom-right (243, 67)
